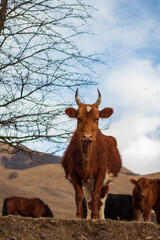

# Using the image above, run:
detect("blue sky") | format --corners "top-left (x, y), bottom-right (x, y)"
top-left (26, 0), bottom-right (160, 174)
top-left (74, 0), bottom-right (160, 174)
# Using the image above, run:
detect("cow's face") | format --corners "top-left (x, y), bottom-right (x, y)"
top-left (130, 178), bottom-right (152, 198)
top-left (65, 89), bottom-right (113, 143)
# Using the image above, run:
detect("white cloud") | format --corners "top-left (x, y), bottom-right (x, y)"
top-left (122, 135), bottom-right (160, 174)
top-left (102, 59), bottom-right (160, 114)
top-left (99, 57), bottom-right (160, 174)
top-left (103, 112), bottom-right (160, 174)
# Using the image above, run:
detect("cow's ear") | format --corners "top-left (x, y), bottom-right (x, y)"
top-left (65, 107), bottom-right (77, 118)
top-left (99, 108), bottom-right (113, 118)
top-left (130, 179), bottom-right (137, 185)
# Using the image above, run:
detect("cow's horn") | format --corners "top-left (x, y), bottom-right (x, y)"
top-left (75, 88), bottom-right (82, 105)
top-left (95, 89), bottom-right (101, 106)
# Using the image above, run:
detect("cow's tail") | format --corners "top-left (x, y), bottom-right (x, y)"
top-left (2, 198), bottom-right (8, 216)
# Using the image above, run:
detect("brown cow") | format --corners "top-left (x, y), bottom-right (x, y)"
top-left (2, 196), bottom-right (54, 218)
top-left (62, 89), bottom-right (122, 219)
top-left (130, 177), bottom-right (160, 224)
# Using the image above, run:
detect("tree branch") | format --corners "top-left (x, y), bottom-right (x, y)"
top-left (0, 0), bottom-right (8, 35)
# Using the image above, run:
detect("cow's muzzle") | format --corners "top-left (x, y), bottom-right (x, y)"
top-left (83, 134), bottom-right (93, 142)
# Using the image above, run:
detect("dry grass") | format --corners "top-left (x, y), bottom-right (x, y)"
top-left (0, 215), bottom-right (160, 240)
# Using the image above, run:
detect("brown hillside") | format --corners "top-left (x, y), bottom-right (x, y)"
top-left (0, 164), bottom-right (160, 219)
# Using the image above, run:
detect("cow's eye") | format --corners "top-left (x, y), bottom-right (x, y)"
top-left (78, 118), bottom-right (83, 122)
top-left (94, 118), bottom-right (99, 122)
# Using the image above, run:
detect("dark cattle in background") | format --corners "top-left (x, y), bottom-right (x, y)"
top-left (130, 177), bottom-right (160, 224)
top-left (104, 194), bottom-right (134, 220)
top-left (83, 194), bottom-right (134, 220)
top-left (2, 196), bottom-right (54, 218)
top-left (62, 89), bottom-right (122, 219)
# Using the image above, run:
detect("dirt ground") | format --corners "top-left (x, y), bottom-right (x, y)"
top-left (0, 216), bottom-right (160, 240)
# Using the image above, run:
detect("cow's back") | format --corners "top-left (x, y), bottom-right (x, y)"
top-left (96, 133), bottom-right (122, 176)
top-left (8, 197), bottom-right (19, 214)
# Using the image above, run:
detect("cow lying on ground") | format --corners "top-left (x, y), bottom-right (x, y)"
top-left (2, 196), bottom-right (54, 218)
top-left (62, 89), bottom-right (122, 219)
top-left (130, 177), bottom-right (160, 224)
top-left (83, 193), bottom-right (134, 220)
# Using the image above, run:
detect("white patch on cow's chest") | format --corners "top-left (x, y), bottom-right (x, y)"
top-left (87, 106), bottom-right (92, 112)
top-left (82, 172), bottom-right (114, 189)
top-left (103, 172), bottom-right (114, 185)
top-left (82, 177), bottom-right (94, 188)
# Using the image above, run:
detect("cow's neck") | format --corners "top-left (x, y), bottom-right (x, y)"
top-left (81, 141), bottom-right (93, 171)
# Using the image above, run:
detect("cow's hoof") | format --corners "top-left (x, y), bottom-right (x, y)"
top-left (75, 216), bottom-right (83, 220)
top-left (91, 215), bottom-right (98, 220)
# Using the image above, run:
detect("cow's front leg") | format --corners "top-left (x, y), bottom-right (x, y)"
top-left (99, 185), bottom-right (109, 219)
top-left (90, 174), bottom-right (104, 219)
top-left (134, 208), bottom-right (141, 221)
top-left (72, 180), bottom-right (84, 219)
top-left (143, 206), bottom-right (152, 222)
top-left (83, 183), bottom-right (92, 219)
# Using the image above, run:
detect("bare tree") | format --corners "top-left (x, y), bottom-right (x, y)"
top-left (0, 0), bottom-right (102, 154)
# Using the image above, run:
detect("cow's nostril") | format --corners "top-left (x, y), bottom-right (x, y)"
top-left (83, 134), bottom-right (92, 139)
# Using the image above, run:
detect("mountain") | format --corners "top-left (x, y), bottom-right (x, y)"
top-left (0, 143), bottom-right (136, 176)
top-left (0, 142), bottom-right (61, 169)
